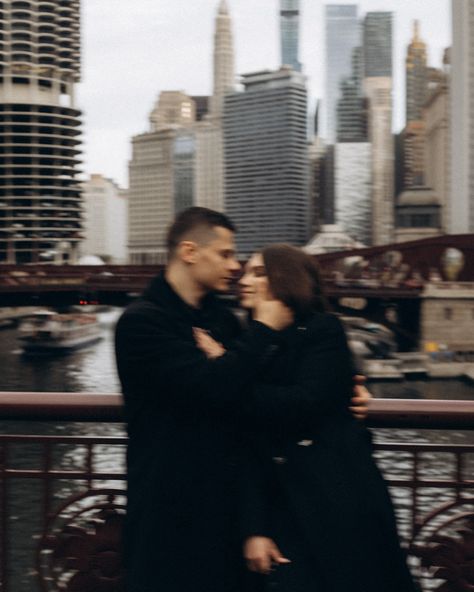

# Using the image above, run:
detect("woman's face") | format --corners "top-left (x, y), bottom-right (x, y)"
top-left (238, 253), bottom-right (273, 309)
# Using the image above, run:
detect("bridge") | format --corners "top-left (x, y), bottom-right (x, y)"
top-left (0, 234), bottom-right (472, 350)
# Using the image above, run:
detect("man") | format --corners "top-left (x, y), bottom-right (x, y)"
top-left (115, 207), bottom-right (369, 592)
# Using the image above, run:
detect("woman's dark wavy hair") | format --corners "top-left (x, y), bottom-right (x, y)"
top-left (261, 244), bottom-right (328, 317)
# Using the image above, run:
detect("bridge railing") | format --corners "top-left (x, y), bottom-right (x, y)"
top-left (0, 394), bottom-right (473, 592)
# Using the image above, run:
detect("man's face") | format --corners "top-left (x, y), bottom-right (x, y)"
top-left (191, 226), bottom-right (241, 292)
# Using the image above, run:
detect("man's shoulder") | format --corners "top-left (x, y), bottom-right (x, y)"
top-left (116, 298), bottom-right (167, 331)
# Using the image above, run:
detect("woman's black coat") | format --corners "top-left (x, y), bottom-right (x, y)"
top-left (241, 312), bottom-right (418, 592)
top-left (115, 274), bottom-right (280, 592)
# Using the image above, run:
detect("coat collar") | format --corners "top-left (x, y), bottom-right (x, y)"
top-left (142, 272), bottom-right (219, 316)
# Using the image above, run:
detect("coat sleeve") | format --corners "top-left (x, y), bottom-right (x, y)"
top-left (115, 306), bottom-right (279, 408)
top-left (245, 314), bottom-right (354, 432)
top-left (239, 435), bottom-right (272, 541)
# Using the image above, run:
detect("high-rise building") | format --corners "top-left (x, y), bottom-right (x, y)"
top-left (81, 175), bottom-right (128, 263)
top-left (396, 21), bottom-right (429, 198)
top-left (280, 0), bottom-right (301, 72)
top-left (424, 51), bottom-right (450, 232)
top-left (399, 121), bottom-right (426, 188)
top-left (406, 21), bottom-right (428, 123)
top-left (325, 5), bottom-right (360, 143)
top-left (451, 0), bottom-right (474, 233)
top-left (0, 1), bottom-right (82, 263)
top-left (363, 12), bottom-right (392, 77)
top-left (334, 143), bottom-right (372, 245)
top-left (149, 91), bottom-right (196, 131)
top-left (128, 94), bottom-right (196, 265)
top-left (363, 11), bottom-right (394, 245)
top-left (334, 44), bottom-right (371, 245)
top-left (209, 0), bottom-right (235, 118)
top-left (337, 46), bottom-right (367, 143)
top-left (195, 0), bottom-right (235, 212)
top-left (223, 68), bottom-right (309, 256)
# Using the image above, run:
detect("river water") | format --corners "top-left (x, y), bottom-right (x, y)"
top-left (0, 309), bottom-right (473, 591)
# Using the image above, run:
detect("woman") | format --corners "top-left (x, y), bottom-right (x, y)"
top-left (195, 244), bottom-right (418, 592)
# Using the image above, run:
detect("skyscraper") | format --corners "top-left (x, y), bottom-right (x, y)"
top-left (209, 0), bottom-right (235, 118)
top-left (195, 0), bottom-right (235, 212)
top-left (325, 5), bottom-right (360, 143)
top-left (0, 1), bottom-right (82, 263)
top-left (334, 44), bottom-right (371, 245)
top-left (336, 46), bottom-right (367, 143)
top-left (451, 0), bottom-right (474, 233)
top-left (128, 94), bottom-right (196, 265)
top-left (363, 12), bottom-right (392, 77)
top-left (424, 50), bottom-right (450, 233)
top-left (334, 143), bottom-right (372, 246)
top-left (406, 21), bottom-right (428, 123)
top-left (397, 22), bottom-right (429, 195)
top-left (280, 0), bottom-right (301, 72)
top-left (223, 68), bottom-right (309, 256)
top-left (363, 11), bottom-right (394, 245)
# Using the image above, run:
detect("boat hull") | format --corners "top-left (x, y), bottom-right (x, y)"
top-left (21, 334), bottom-right (103, 354)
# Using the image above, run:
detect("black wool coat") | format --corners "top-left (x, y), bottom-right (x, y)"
top-left (115, 274), bottom-right (279, 592)
top-left (241, 312), bottom-right (418, 592)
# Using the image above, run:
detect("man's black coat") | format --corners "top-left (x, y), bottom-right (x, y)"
top-left (115, 274), bottom-right (278, 592)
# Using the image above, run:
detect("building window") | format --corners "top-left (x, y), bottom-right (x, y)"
top-left (444, 308), bottom-right (452, 321)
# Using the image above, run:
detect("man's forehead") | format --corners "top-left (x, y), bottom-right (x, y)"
top-left (209, 226), bottom-right (235, 247)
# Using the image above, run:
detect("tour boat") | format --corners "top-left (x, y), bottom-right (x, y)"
top-left (18, 311), bottom-right (102, 353)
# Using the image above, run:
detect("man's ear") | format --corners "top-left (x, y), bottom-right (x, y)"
top-left (178, 240), bottom-right (198, 264)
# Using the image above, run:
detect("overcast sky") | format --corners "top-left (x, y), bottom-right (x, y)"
top-left (77, 0), bottom-right (451, 187)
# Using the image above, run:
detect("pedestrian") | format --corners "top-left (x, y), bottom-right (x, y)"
top-left (196, 244), bottom-right (418, 592)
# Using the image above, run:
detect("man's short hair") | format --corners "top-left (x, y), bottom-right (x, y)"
top-left (166, 207), bottom-right (236, 258)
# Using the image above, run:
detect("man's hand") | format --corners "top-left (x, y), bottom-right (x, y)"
top-left (350, 374), bottom-right (372, 420)
top-left (244, 536), bottom-right (291, 574)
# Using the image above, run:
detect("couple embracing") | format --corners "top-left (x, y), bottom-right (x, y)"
top-left (115, 207), bottom-right (417, 592)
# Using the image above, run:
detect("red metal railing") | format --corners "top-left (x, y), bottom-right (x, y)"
top-left (1, 393), bottom-right (474, 592)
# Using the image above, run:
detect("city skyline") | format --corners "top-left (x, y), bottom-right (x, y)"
top-left (79, 0), bottom-right (450, 186)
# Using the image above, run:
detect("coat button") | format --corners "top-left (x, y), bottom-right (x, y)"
top-left (297, 439), bottom-right (313, 446)
top-left (272, 456), bottom-right (287, 465)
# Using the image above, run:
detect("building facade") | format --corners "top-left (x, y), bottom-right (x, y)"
top-left (128, 100), bottom-right (196, 265)
top-left (149, 91), bottom-right (196, 131)
top-left (363, 11), bottom-right (392, 78)
top-left (395, 188), bottom-right (442, 243)
top-left (194, 0), bottom-right (235, 212)
top-left (280, 0), bottom-right (301, 72)
top-left (223, 68), bottom-right (309, 257)
top-left (363, 12), bottom-right (394, 245)
top-left (424, 58), bottom-right (450, 233)
top-left (450, 0), bottom-right (474, 233)
top-left (337, 46), bottom-right (367, 143)
top-left (399, 121), bottom-right (426, 188)
top-left (81, 175), bottom-right (128, 263)
top-left (0, 0), bottom-right (82, 263)
top-left (209, 0), bottom-right (235, 118)
top-left (334, 142), bottom-right (372, 246)
top-left (406, 21), bottom-right (428, 123)
top-left (325, 4), bottom-right (360, 144)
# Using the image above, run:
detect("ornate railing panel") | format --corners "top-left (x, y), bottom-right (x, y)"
top-left (0, 394), bottom-right (473, 592)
